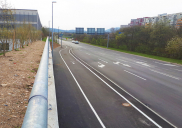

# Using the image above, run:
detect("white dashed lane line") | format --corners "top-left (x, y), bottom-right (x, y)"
top-left (124, 70), bottom-right (146, 80)
top-left (150, 69), bottom-right (180, 80)
top-left (98, 59), bottom-right (108, 63)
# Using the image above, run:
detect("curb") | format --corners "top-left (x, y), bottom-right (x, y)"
top-left (48, 43), bottom-right (59, 128)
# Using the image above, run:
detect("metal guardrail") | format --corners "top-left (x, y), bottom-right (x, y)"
top-left (22, 37), bottom-right (49, 128)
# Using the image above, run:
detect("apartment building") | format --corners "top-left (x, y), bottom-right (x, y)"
top-left (121, 12), bottom-right (182, 29)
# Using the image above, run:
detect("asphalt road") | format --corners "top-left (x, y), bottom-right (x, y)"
top-left (53, 40), bottom-right (182, 128)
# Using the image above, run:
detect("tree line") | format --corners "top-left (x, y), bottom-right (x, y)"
top-left (74, 22), bottom-right (182, 60)
top-left (0, 2), bottom-right (42, 56)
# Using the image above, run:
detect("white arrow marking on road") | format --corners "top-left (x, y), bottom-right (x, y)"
top-left (71, 61), bottom-right (75, 64)
top-left (86, 53), bottom-right (91, 55)
top-left (136, 62), bottom-right (150, 67)
top-left (113, 62), bottom-right (120, 65)
top-left (113, 62), bottom-right (131, 67)
top-left (120, 63), bottom-right (131, 67)
top-left (98, 62), bottom-right (105, 68)
top-left (99, 59), bottom-right (108, 63)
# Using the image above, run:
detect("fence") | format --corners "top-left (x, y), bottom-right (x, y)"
top-left (21, 37), bottom-right (49, 128)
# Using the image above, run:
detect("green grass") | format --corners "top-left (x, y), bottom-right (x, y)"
top-left (0, 53), bottom-right (3, 55)
top-left (81, 42), bottom-right (182, 65)
top-left (42, 37), bottom-right (47, 42)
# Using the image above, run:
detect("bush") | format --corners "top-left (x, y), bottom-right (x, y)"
top-left (166, 36), bottom-right (182, 59)
top-left (135, 45), bottom-right (150, 54)
top-left (119, 45), bottom-right (128, 50)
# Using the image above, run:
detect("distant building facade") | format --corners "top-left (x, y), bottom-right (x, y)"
top-left (123, 12), bottom-right (182, 28)
top-left (0, 9), bottom-right (42, 30)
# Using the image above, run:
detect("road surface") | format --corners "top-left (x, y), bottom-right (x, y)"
top-left (53, 40), bottom-right (182, 128)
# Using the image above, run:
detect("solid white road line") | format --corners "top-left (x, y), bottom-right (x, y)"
top-left (59, 49), bottom-right (106, 128)
top-left (99, 59), bottom-right (108, 63)
top-left (69, 49), bottom-right (162, 128)
top-left (150, 69), bottom-right (180, 80)
top-left (124, 70), bottom-right (146, 80)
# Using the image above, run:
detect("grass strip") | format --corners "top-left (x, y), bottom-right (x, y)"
top-left (81, 42), bottom-right (182, 65)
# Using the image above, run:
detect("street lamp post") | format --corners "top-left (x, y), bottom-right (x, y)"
top-left (58, 26), bottom-right (59, 44)
top-left (52, 1), bottom-right (56, 57)
top-left (48, 21), bottom-right (50, 52)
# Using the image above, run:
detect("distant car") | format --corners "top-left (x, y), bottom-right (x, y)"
top-left (72, 40), bottom-right (75, 43)
top-left (75, 41), bottom-right (79, 44)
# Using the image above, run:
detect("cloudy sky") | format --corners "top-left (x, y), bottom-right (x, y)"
top-left (3, 0), bottom-right (182, 30)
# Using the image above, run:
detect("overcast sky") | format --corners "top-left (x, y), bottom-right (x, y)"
top-left (4, 0), bottom-right (182, 30)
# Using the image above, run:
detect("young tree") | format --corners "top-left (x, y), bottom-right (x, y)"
top-left (166, 36), bottom-right (182, 59)
top-left (0, 1), bottom-right (14, 56)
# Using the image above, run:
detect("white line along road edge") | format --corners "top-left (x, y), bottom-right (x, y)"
top-left (69, 49), bottom-right (162, 128)
top-left (59, 47), bottom-right (106, 128)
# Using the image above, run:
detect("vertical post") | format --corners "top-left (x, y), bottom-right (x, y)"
top-left (61, 35), bottom-right (62, 48)
top-left (49, 21), bottom-right (50, 51)
top-left (49, 21), bottom-right (50, 43)
top-left (58, 27), bottom-right (59, 44)
top-left (52, 2), bottom-right (54, 57)
top-left (13, 29), bottom-right (15, 50)
top-left (107, 33), bottom-right (109, 48)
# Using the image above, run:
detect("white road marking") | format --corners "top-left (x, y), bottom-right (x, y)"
top-left (133, 58), bottom-right (147, 62)
top-left (124, 70), bottom-right (146, 80)
top-left (120, 63), bottom-right (131, 67)
top-left (113, 62), bottom-right (131, 67)
top-left (86, 53), bottom-right (91, 55)
top-left (59, 49), bottom-right (106, 128)
top-left (99, 59), bottom-right (108, 63)
top-left (113, 62), bottom-right (120, 65)
top-left (136, 62), bottom-right (151, 67)
top-left (164, 64), bottom-right (178, 66)
top-left (70, 49), bottom-right (162, 128)
top-left (98, 62), bottom-right (105, 68)
top-left (155, 62), bottom-right (178, 67)
top-left (71, 61), bottom-right (75, 64)
top-left (174, 69), bottom-right (182, 72)
top-left (150, 69), bottom-right (180, 80)
top-left (116, 58), bottom-right (127, 62)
